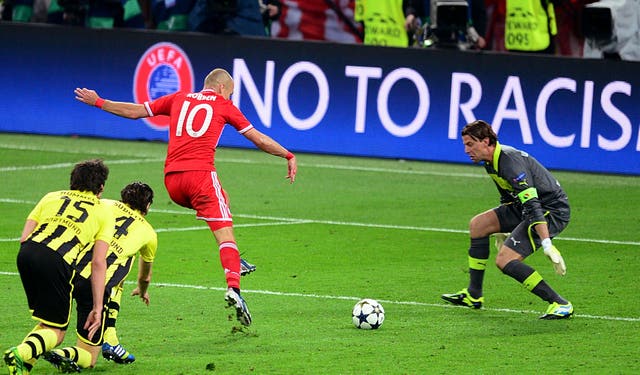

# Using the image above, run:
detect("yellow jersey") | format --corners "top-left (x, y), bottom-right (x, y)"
top-left (355, 0), bottom-right (409, 47)
top-left (77, 199), bottom-right (157, 283)
top-left (505, 0), bottom-right (557, 51)
top-left (27, 190), bottom-right (114, 267)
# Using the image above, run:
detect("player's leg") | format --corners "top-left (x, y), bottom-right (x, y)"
top-left (45, 333), bottom-right (104, 370)
top-left (212, 226), bottom-right (242, 290)
top-left (442, 208), bottom-right (502, 308)
top-left (5, 324), bottom-right (64, 375)
top-left (43, 344), bottom-right (87, 373)
top-left (104, 284), bottom-right (125, 343)
top-left (5, 243), bottom-right (70, 373)
top-left (164, 172), bottom-right (258, 277)
top-left (496, 223), bottom-right (572, 319)
top-left (164, 170), bottom-right (239, 285)
top-left (211, 224), bottom-right (252, 326)
top-left (172, 170), bottom-right (252, 326)
top-left (44, 274), bottom-right (106, 370)
top-left (102, 283), bottom-right (135, 364)
top-left (102, 258), bottom-right (137, 365)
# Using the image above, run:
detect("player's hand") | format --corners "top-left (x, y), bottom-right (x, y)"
top-left (84, 308), bottom-right (102, 339)
top-left (543, 244), bottom-right (567, 276)
top-left (74, 87), bottom-right (100, 106)
top-left (131, 287), bottom-right (150, 305)
top-left (475, 36), bottom-right (487, 49)
top-left (404, 14), bottom-right (418, 31)
top-left (286, 156), bottom-right (297, 183)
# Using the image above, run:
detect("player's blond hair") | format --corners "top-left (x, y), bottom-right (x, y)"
top-left (204, 68), bottom-right (232, 89)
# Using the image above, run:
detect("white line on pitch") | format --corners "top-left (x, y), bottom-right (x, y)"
top-left (3, 141), bottom-right (639, 186)
top-left (0, 272), bottom-right (636, 322)
top-left (0, 143), bottom-right (162, 158)
top-left (153, 209), bottom-right (640, 246)
top-left (155, 220), bottom-right (311, 233)
top-left (0, 158), bottom-right (164, 172)
top-left (0, 221), bottom-right (307, 241)
top-left (0, 201), bottom-right (638, 247)
top-left (0, 142), bottom-right (484, 178)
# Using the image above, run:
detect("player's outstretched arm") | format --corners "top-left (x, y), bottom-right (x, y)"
top-left (74, 87), bottom-right (149, 119)
top-left (243, 128), bottom-right (297, 183)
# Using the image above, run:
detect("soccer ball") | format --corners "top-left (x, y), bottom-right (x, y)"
top-left (352, 299), bottom-right (385, 329)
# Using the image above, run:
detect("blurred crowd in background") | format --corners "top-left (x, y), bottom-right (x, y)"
top-left (1, 0), bottom-right (638, 61)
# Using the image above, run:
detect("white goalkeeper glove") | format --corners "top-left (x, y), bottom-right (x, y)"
top-left (541, 238), bottom-right (566, 276)
top-left (494, 232), bottom-right (508, 251)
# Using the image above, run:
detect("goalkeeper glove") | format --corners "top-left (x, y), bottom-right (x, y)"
top-left (541, 238), bottom-right (566, 276)
top-left (494, 232), bottom-right (508, 251)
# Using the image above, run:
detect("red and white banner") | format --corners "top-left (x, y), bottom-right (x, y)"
top-left (272, 0), bottom-right (362, 43)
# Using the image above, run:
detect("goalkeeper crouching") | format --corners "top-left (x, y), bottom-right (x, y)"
top-left (441, 120), bottom-right (573, 319)
top-left (44, 182), bottom-right (157, 371)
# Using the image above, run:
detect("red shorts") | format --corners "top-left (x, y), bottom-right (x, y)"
top-left (164, 171), bottom-right (233, 228)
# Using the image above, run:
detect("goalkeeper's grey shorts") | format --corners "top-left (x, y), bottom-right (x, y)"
top-left (493, 202), bottom-right (570, 257)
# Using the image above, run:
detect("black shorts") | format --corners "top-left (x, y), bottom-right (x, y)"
top-left (494, 202), bottom-right (570, 258)
top-left (17, 240), bottom-right (74, 329)
top-left (73, 275), bottom-right (108, 344)
top-left (73, 260), bottom-right (132, 344)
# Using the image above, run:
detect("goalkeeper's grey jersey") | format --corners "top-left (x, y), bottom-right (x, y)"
top-left (483, 142), bottom-right (570, 225)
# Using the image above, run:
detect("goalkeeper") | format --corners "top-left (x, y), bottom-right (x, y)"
top-left (441, 120), bottom-right (573, 319)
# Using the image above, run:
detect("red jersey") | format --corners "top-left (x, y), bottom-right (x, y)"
top-left (144, 89), bottom-right (254, 174)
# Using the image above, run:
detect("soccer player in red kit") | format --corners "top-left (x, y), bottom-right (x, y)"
top-left (74, 68), bottom-right (297, 326)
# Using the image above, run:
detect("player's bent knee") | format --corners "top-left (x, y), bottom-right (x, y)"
top-left (469, 211), bottom-right (500, 238)
top-left (495, 247), bottom-right (522, 270)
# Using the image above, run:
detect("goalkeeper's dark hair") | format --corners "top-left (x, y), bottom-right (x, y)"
top-left (120, 181), bottom-right (154, 215)
top-left (70, 159), bottom-right (109, 195)
top-left (461, 120), bottom-right (498, 146)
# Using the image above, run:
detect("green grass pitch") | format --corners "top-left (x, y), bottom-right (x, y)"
top-left (0, 133), bottom-right (639, 374)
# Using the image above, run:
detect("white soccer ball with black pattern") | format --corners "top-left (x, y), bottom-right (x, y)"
top-left (352, 299), bottom-right (385, 329)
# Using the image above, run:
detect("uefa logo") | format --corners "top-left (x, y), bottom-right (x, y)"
top-left (133, 42), bottom-right (195, 130)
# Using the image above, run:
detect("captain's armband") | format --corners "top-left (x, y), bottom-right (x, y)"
top-left (517, 187), bottom-right (538, 204)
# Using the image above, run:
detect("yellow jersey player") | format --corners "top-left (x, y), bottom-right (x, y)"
top-left (4, 159), bottom-right (113, 375)
top-left (43, 182), bottom-right (157, 371)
